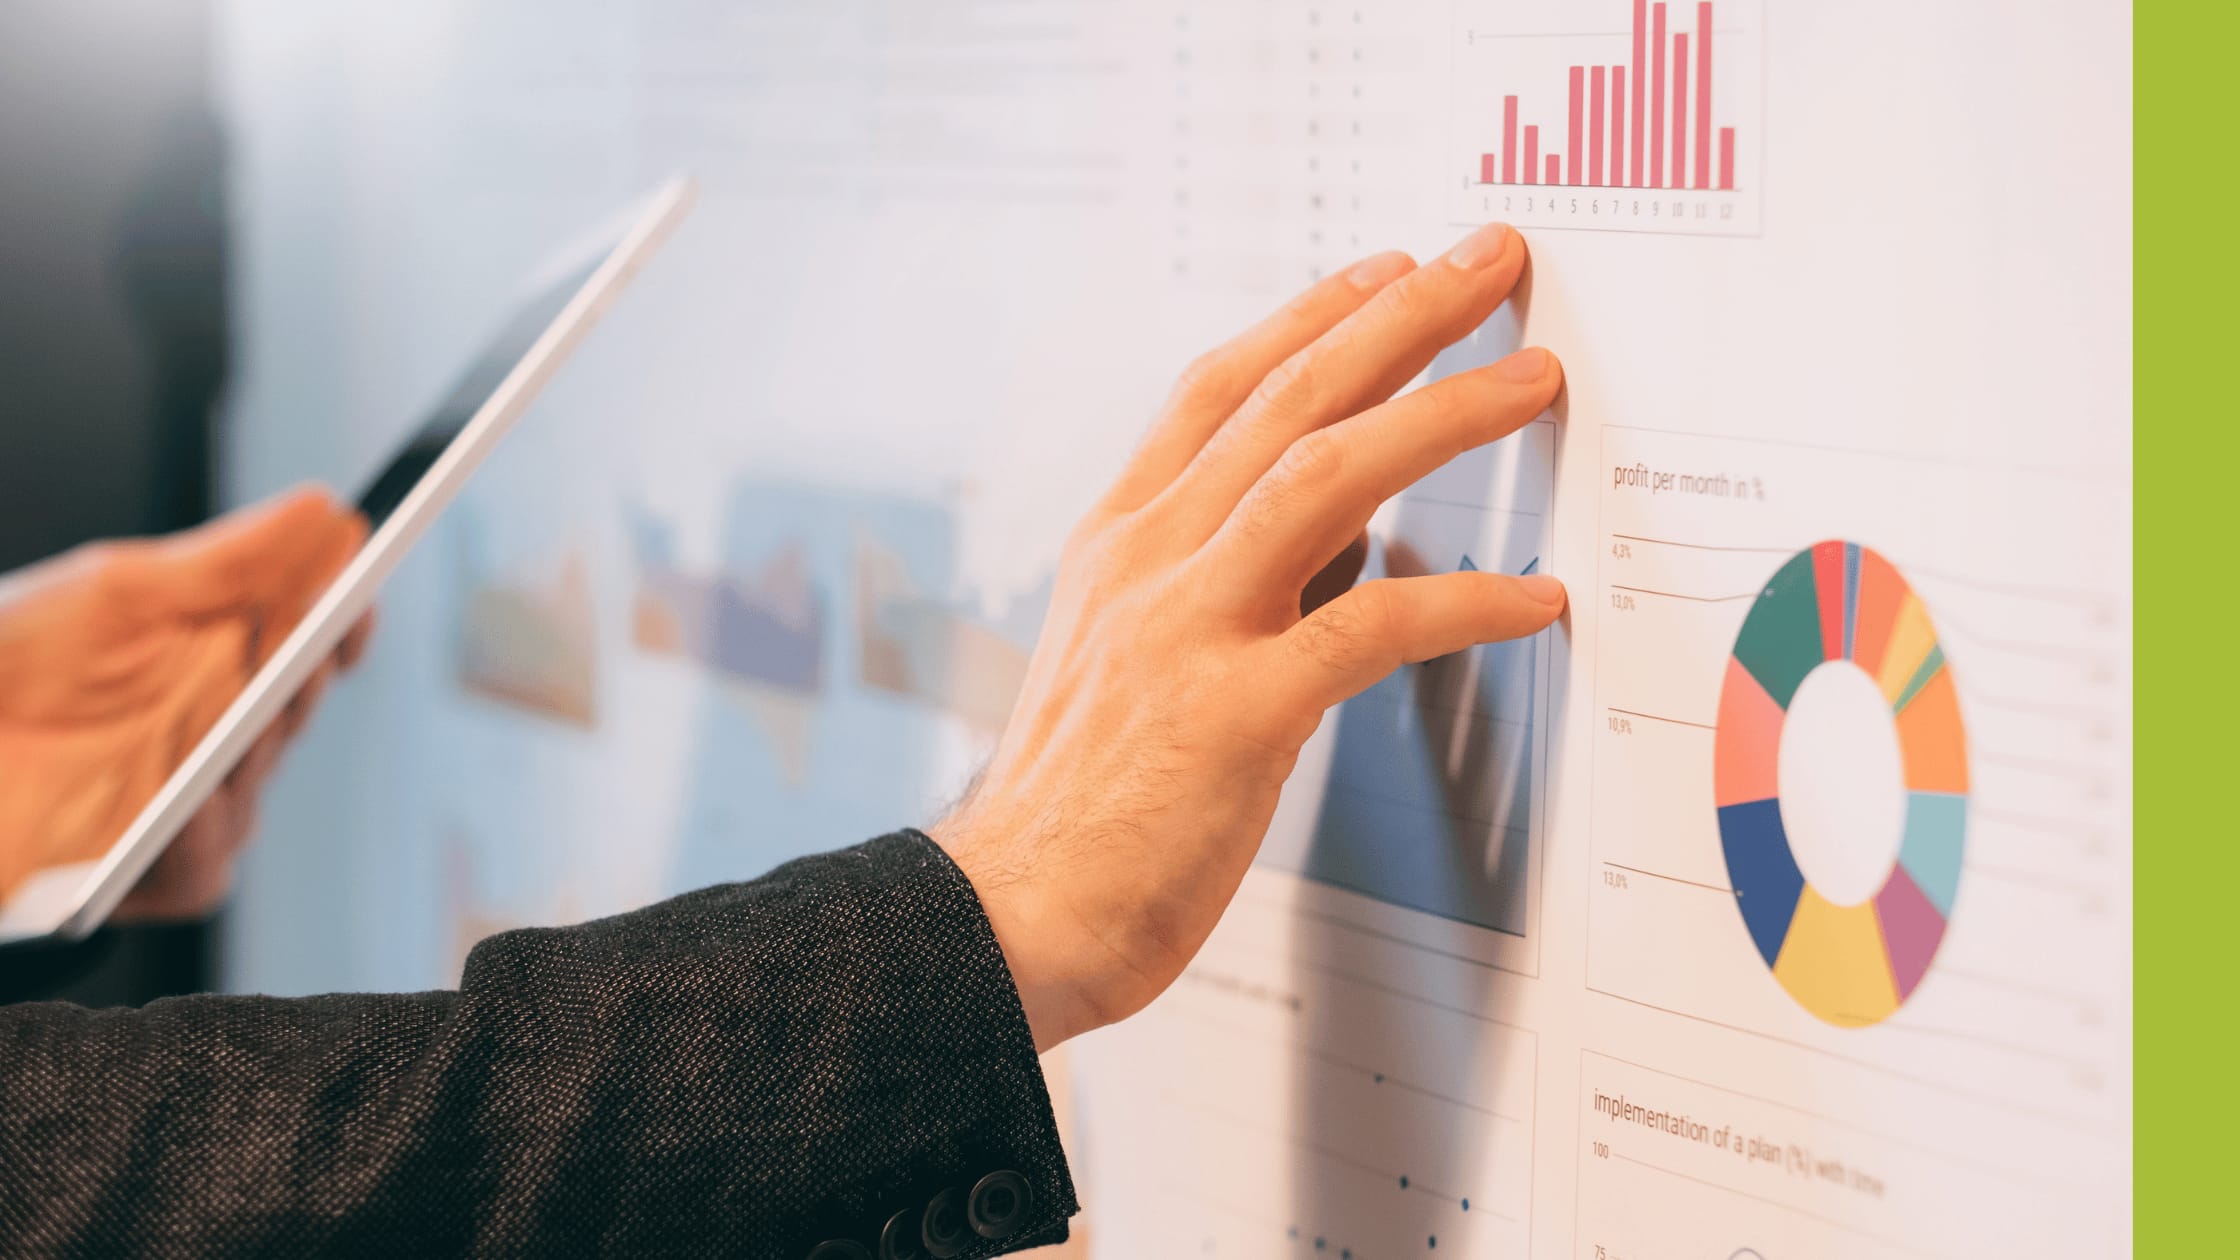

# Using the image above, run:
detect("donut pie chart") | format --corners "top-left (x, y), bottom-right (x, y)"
top-left (1714, 541), bottom-right (1968, 1028)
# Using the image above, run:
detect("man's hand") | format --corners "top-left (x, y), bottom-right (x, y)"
top-left (0, 488), bottom-right (369, 921)
top-left (934, 222), bottom-right (1565, 1051)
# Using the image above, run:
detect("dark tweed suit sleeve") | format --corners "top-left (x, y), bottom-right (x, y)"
top-left (0, 829), bottom-right (1078, 1259)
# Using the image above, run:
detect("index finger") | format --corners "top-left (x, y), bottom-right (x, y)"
top-left (1203, 346), bottom-right (1562, 602)
top-left (1101, 251), bottom-right (1416, 515)
top-left (1152, 222), bottom-right (1529, 543)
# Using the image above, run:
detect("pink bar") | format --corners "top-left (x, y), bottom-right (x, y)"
top-left (1671, 32), bottom-right (1689, 190)
top-left (1611, 67), bottom-right (1627, 188)
top-left (1718, 126), bottom-right (1735, 190)
top-left (1481, 153), bottom-right (1498, 184)
top-left (1588, 67), bottom-right (1606, 186)
top-left (1567, 66), bottom-right (1585, 186)
top-left (1630, 0), bottom-right (1646, 187)
top-left (1694, 2), bottom-right (1713, 189)
top-left (1502, 95), bottom-right (1519, 184)
top-left (1523, 125), bottom-right (1540, 185)
top-left (1649, 4), bottom-right (1667, 188)
top-left (1546, 154), bottom-right (1561, 184)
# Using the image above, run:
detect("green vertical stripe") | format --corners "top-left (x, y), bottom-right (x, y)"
top-left (2142, 5), bottom-right (2221, 1251)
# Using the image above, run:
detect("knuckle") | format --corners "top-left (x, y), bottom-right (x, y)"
top-left (1060, 513), bottom-right (1110, 563)
top-left (79, 541), bottom-right (146, 591)
top-left (1367, 268), bottom-right (1438, 327)
top-left (1077, 546), bottom-right (1136, 598)
top-left (1063, 536), bottom-right (1123, 594)
top-left (1169, 349), bottom-right (1236, 407)
top-left (72, 539), bottom-right (123, 569)
top-left (1290, 610), bottom-right (1355, 670)
top-left (1249, 350), bottom-right (1318, 418)
top-left (1416, 375), bottom-right (1483, 437)
top-left (1065, 516), bottom-right (1162, 596)
top-left (1273, 426), bottom-right (1347, 491)
top-left (1279, 283), bottom-right (1336, 325)
top-left (1230, 480), bottom-right (1292, 543)
top-left (1350, 583), bottom-right (1401, 644)
top-left (1233, 431), bottom-right (1344, 542)
top-left (1295, 590), bottom-right (1392, 673)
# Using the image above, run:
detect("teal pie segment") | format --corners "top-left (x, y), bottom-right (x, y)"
top-left (1731, 549), bottom-right (1826, 709)
top-left (1896, 791), bottom-right (1965, 916)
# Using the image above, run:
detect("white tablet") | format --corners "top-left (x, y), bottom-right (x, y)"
top-left (0, 176), bottom-right (696, 943)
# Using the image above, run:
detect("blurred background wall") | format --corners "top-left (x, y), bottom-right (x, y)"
top-left (0, 0), bottom-right (224, 1002)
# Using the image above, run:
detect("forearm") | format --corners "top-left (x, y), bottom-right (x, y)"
top-left (0, 831), bottom-right (1075, 1258)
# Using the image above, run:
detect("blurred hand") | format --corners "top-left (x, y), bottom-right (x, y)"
top-left (0, 488), bottom-right (369, 922)
top-left (934, 223), bottom-right (1566, 1052)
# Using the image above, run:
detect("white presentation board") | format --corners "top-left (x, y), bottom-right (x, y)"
top-left (218, 3), bottom-right (2130, 1256)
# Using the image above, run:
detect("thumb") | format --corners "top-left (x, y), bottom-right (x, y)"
top-left (152, 487), bottom-right (366, 624)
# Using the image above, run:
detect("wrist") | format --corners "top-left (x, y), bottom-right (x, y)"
top-left (929, 815), bottom-right (1097, 1054)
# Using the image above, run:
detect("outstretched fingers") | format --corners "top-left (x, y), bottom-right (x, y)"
top-left (1206, 346), bottom-right (1561, 607)
top-left (1277, 569), bottom-right (1567, 712)
top-left (1153, 222), bottom-right (1529, 542)
top-left (1100, 251), bottom-right (1416, 514)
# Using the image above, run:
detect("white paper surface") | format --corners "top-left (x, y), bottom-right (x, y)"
top-left (218, 3), bottom-right (2131, 1255)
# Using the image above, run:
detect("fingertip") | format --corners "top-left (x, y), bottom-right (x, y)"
top-left (1493, 346), bottom-right (1555, 385)
top-left (1515, 573), bottom-right (1567, 609)
top-left (1444, 221), bottom-right (1519, 271)
top-left (338, 610), bottom-right (376, 669)
top-left (270, 482), bottom-right (345, 523)
top-left (235, 726), bottom-right (286, 787)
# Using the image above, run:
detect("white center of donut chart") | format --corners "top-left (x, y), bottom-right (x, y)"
top-left (1775, 662), bottom-right (1908, 908)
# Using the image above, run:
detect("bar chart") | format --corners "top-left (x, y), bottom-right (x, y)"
top-left (1448, 0), bottom-right (1762, 235)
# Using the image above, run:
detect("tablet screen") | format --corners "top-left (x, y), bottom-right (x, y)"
top-left (353, 253), bottom-right (601, 529)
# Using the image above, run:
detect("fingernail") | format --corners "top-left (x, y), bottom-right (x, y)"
top-left (1445, 222), bottom-right (1515, 270)
top-left (1345, 250), bottom-right (1413, 288)
top-left (1517, 574), bottom-right (1566, 605)
top-left (1494, 346), bottom-right (1551, 383)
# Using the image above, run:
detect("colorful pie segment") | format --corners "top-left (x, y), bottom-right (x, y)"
top-left (1714, 542), bottom-right (1968, 1028)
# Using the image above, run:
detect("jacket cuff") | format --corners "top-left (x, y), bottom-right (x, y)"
top-left (783, 829), bottom-right (1078, 1259)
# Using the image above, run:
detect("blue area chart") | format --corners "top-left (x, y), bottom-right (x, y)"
top-left (1260, 326), bottom-right (1552, 936)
